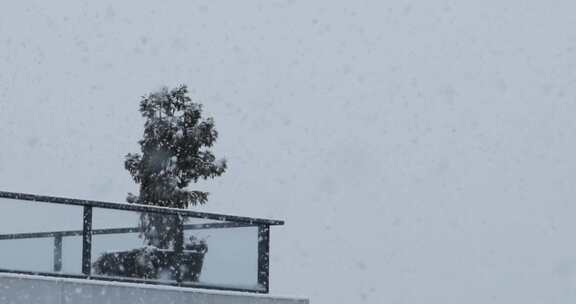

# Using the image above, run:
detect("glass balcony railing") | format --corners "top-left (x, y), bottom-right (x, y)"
top-left (0, 191), bottom-right (283, 293)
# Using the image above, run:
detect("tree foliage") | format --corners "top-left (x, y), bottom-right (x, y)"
top-left (125, 85), bottom-right (226, 247)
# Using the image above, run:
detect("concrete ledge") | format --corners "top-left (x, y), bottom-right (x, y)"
top-left (0, 273), bottom-right (309, 304)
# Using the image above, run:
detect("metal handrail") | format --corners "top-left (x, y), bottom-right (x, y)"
top-left (0, 191), bottom-right (284, 226)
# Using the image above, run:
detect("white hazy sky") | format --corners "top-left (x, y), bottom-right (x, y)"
top-left (2, 1), bottom-right (576, 303)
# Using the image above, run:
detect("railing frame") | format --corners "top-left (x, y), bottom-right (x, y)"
top-left (0, 191), bottom-right (283, 293)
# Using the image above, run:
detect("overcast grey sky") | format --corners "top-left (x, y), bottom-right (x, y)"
top-left (2, 1), bottom-right (576, 303)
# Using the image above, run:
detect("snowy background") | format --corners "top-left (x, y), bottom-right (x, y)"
top-left (2, 1), bottom-right (576, 303)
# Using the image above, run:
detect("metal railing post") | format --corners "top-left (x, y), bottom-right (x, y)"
top-left (53, 235), bottom-right (62, 272)
top-left (257, 225), bottom-right (270, 292)
top-left (81, 206), bottom-right (93, 276)
top-left (174, 214), bottom-right (184, 284)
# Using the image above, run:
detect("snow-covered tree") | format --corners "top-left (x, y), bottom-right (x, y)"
top-left (125, 85), bottom-right (226, 249)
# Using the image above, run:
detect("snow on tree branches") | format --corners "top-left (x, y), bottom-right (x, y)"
top-left (125, 85), bottom-right (226, 248)
top-left (126, 85), bottom-right (226, 208)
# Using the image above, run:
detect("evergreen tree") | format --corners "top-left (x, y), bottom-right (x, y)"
top-left (125, 85), bottom-right (226, 249)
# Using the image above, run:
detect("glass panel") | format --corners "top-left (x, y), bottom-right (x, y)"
top-left (61, 236), bottom-right (82, 274)
top-left (0, 238), bottom-right (53, 272)
top-left (0, 197), bottom-right (83, 275)
top-left (90, 207), bottom-right (262, 291)
top-left (184, 225), bottom-right (259, 289)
